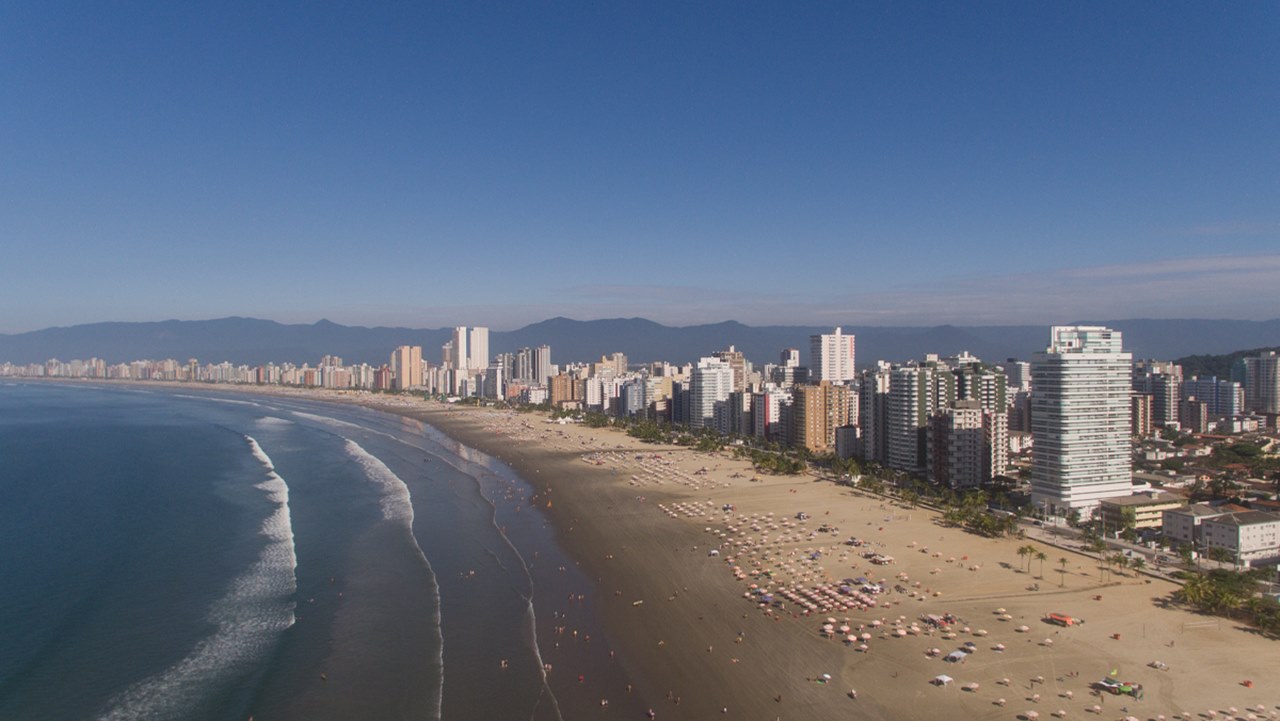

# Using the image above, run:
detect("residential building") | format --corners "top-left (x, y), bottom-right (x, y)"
top-left (792, 381), bottom-right (855, 453)
top-left (390, 345), bottom-right (423, 390)
top-left (1241, 351), bottom-right (1280, 415)
top-left (927, 400), bottom-right (1006, 490)
top-left (1131, 393), bottom-right (1154, 437)
top-left (1098, 491), bottom-right (1184, 533)
top-left (689, 357), bottom-right (733, 430)
top-left (1201, 511), bottom-right (1280, 566)
top-left (858, 362), bottom-right (892, 463)
top-left (810, 327), bottom-right (856, 384)
top-left (1031, 326), bottom-right (1134, 517)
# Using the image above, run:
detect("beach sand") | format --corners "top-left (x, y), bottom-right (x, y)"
top-left (102, 384), bottom-right (1280, 720)
top-left (385, 399), bottom-right (1277, 721)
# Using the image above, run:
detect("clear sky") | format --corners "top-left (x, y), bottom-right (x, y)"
top-left (2, 1), bottom-right (1277, 333)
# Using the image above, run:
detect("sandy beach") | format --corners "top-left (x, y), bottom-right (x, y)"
top-left (385, 398), bottom-right (1277, 721)
top-left (88, 384), bottom-right (1280, 720)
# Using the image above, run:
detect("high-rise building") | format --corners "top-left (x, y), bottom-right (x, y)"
top-left (810, 327), bottom-right (856, 383)
top-left (713, 346), bottom-right (749, 392)
top-left (1031, 326), bottom-right (1133, 517)
top-left (532, 345), bottom-right (553, 387)
top-left (1132, 361), bottom-right (1181, 426)
top-left (858, 362), bottom-right (892, 463)
top-left (792, 381), bottom-right (856, 452)
top-left (1181, 376), bottom-right (1244, 419)
top-left (450, 327), bottom-right (468, 370)
top-left (1241, 351), bottom-right (1280, 415)
top-left (467, 327), bottom-right (489, 372)
top-left (390, 345), bottom-right (423, 390)
top-left (928, 400), bottom-right (1007, 490)
top-left (885, 362), bottom-right (955, 472)
top-left (689, 357), bottom-right (733, 430)
top-left (1131, 393), bottom-right (1154, 437)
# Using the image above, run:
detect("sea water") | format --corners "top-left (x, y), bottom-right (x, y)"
top-left (0, 383), bottom-right (633, 721)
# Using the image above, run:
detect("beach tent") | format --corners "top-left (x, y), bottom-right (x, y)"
top-left (944, 650), bottom-right (968, 662)
top-left (932, 674), bottom-right (953, 686)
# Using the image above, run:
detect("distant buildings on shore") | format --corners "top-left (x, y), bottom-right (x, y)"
top-left (6, 325), bottom-right (1280, 534)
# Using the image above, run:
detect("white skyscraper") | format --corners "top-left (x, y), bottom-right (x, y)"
top-left (1031, 326), bottom-right (1133, 517)
top-left (689, 357), bottom-right (733, 430)
top-left (450, 327), bottom-right (469, 370)
top-left (810, 327), bottom-right (856, 383)
top-left (467, 327), bottom-right (489, 371)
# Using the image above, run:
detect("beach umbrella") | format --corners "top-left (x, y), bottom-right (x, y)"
top-left (856, 643), bottom-right (869, 652)
top-left (1016, 625), bottom-right (1030, 633)
top-left (994, 643), bottom-right (1006, 651)
top-left (1025, 711), bottom-right (1039, 720)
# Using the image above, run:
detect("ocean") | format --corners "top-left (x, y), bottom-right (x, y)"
top-left (0, 382), bottom-right (635, 721)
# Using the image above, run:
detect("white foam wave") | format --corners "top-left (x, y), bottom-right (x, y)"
top-left (173, 394), bottom-right (260, 407)
top-left (342, 439), bottom-right (415, 524)
top-left (292, 410), bottom-right (366, 431)
top-left (96, 436), bottom-right (298, 721)
top-left (254, 416), bottom-right (294, 427)
top-left (341, 438), bottom-right (444, 718)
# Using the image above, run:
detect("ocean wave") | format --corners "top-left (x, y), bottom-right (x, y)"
top-left (95, 436), bottom-right (298, 721)
top-left (292, 410), bottom-right (367, 431)
top-left (173, 394), bottom-right (261, 407)
top-left (254, 416), bottom-right (294, 427)
top-left (341, 438), bottom-right (444, 719)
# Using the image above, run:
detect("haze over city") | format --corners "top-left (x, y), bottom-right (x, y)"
top-left (2, 2), bottom-right (1277, 333)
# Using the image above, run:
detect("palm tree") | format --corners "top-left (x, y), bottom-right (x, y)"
top-left (1035, 551), bottom-right (1048, 579)
top-left (1057, 557), bottom-right (1069, 588)
top-left (1130, 557), bottom-right (1146, 574)
top-left (1017, 545), bottom-right (1030, 573)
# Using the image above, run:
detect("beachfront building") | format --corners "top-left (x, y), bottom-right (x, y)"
top-left (1098, 491), bottom-right (1184, 534)
top-left (885, 361), bottom-right (955, 474)
top-left (752, 384), bottom-right (791, 442)
top-left (857, 362), bottom-right (892, 463)
top-left (810, 327), bottom-right (856, 384)
top-left (689, 357), bottom-right (733, 430)
top-left (792, 381), bottom-right (856, 453)
top-left (1201, 511), bottom-right (1280, 566)
top-left (1163, 503), bottom-right (1240, 546)
top-left (927, 400), bottom-right (1008, 490)
top-left (1031, 326), bottom-right (1134, 518)
top-left (390, 345), bottom-right (423, 390)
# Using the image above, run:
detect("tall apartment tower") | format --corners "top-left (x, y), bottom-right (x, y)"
top-left (885, 362), bottom-right (955, 473)
top-left (390, 345), bottom-right (423, 390)
top-left (532, 345), bottom-right (553, 386)
top-left (1241, 351), bottom-right (1280, 415)
top-left (858, 362), bottom-right (892, 463)
top-left (450, 327), bottom-right (469, 371)
top-left (810, 327), bottom-right (856, 383)
top-left (467, 327), bottom-right (489, 372)
top-left (792, 381), bottom-right (855, 453)
top-left (1031, 326), bottom-right (1133, 517)
top-left (689, 357), bottom-right (733, 430)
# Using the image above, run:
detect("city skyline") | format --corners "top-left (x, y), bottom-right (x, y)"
top-left (2, 3), bottom-right (1278, 333)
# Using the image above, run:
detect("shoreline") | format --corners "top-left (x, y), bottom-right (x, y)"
top-left (26, 380), bottom-right (1280, 719)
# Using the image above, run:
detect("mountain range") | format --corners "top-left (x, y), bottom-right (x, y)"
top-left (3, 316), bottom-right (1280, 369)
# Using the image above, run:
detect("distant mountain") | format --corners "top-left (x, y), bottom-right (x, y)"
top-left (1175, 346), bottom-right (1280, 379)
top-left (2, 316), bottom-right (1279, 369)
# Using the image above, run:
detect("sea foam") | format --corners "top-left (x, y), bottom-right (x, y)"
top-left (95, 436), bottom-right (298, 721)
top-left (342, 438), bottom-right (444, 718)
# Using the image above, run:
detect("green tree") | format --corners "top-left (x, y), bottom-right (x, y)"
top-left (1035, 550), bottom-right (1048, 579)
top-left (1057, 557), bottom-right (1069, 588)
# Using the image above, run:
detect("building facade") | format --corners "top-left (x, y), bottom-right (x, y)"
top-left (1031, 326), bottom-right (1134, 517)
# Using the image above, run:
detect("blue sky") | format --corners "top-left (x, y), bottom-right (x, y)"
top-left (2, 2), bottom-right (1277, 332)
